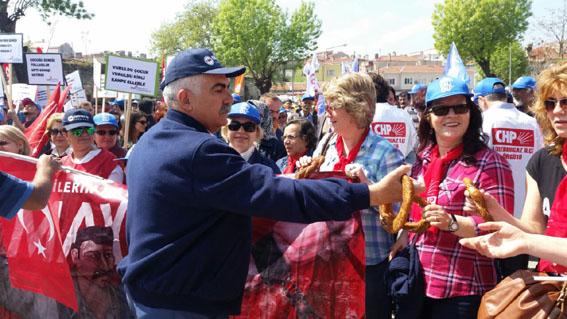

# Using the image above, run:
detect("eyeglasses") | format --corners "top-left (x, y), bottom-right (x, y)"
top-left (49, 128), bottom-right (65, 136)
top-left (430, 104), bottom-right (469, 116)
top-left (228, 121), bottom-right (256, 132)
top-left (543, 98), bottom-right (567, 112)
top-left (95, 130), bottom-right (118, 136)
top-left (137, 120), bottom-right (147, 125)
top-left (283, 134), bottom-right (298, 140)
top-left (70, 127), bottom-right (95, 137)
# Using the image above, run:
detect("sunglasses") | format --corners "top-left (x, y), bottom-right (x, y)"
top-left (137, 120), bottom-right (147, 125)
top-left (0, 140), bottom-right (10, 146)
top-left (543, 98), bottom-right (567, 111)
top-left (95, 130), bottom-right (118, 136)
top-left (228, 121), bottom-right (256, 132)
top-left (430, 104), bottom-right (469, 116)
top-left (70, 127), bottom-right (95, 137)
top-left (49, 128), bottom-right (65, 136)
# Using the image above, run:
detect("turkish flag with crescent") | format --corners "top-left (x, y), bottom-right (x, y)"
top-left (0, 154), bottom-right (77, 311)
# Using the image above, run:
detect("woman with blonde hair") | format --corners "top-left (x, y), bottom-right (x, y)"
top-left (0, 125), bottom-right (31, 155)
top-left (42, 112), bottom-right (70, 158)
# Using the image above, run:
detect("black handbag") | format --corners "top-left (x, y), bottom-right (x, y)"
top-left (385, 234), bottom-right (425, 318)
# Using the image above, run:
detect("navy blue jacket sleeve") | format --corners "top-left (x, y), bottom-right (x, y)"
top-left (0, 171), bottom-right (34, 220)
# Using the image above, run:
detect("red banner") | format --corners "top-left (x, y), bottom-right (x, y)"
top-left (0, 153), bottom-right (132, 318)
top-left (232, 172), bottom-right (366, 319)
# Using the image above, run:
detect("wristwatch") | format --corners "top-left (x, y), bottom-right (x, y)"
top-left (448, 214), bottom-right (459, 232)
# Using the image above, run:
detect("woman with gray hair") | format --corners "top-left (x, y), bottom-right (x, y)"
top-left (300, 72), bottom-right (405, 319)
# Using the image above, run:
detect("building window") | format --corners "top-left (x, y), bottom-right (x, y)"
top-left (404, 78), bottom-right (413, 85)
top-left (388, 78), bottom-right (395, 85)
top-left (327, 69), bottom-right (335, 77)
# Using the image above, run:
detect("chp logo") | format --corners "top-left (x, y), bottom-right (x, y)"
top-left (440, 77), bottom-right (454, 93)
top-left (492, 128), bottom-right (534, 147)
top-left (371, 122), bottom-right (406, 137)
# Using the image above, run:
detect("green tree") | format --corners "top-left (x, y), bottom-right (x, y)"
top-left (478, 41), bottom-right (528, 84)
top-left (150, 0), bottom-right (218, 57)
top-left (0, 0), bottom-right (93, 32)
top-left (213, 0), bottom-right (321, 94)
top-left (432, 0), bottom-right (531, 77)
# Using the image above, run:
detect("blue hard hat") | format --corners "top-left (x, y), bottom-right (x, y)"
top-left (231, 93), bottom-right (242, 103)
top-left (228, 102), bottom-right (260, 124)
top-left (301, 94), bottom-right (314, 101)
top-left (474, 77), bottom-right (506, 103)
top-left (426, 76), bottom-right (472, 107)
top-left (93, 112), bottom-right (119, 128)
top-left (409, 84), bottom-right (427, 95)
top-left (511, 76), bottom-right (536, 90)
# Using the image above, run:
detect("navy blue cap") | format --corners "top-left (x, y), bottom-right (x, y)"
top-left (93, 112), bottom-right (119, 128)
top-left (228, 102), bottom-right (260, 124)
top-left (301, 94), bottom-right (314, 101)
top-left (426, 76), bottom-right (472, 107)
top-left (474, 77), bottom-right (506, 103)
top-left (62, 108), bottom-right (94, 130)
top-left (160, 48), bottom-right (245, 90)
top-left (232, 93), bottom-right (242, 103)
top-left (511, 76), bottom-right (536, 90)
top-left (409, 84), bottom-right (427, 95)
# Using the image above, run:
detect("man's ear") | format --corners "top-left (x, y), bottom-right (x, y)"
top-left (71, 248), bottom-right (79, 264)
top-left (177, 89), bottom-right (193, 113)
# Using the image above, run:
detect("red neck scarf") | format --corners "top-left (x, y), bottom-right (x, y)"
top-left (411, 143), bottom-right (463, 234)
top-left (333, 128), bottom-right (369, 171)
top-left (283, 149), bottom-right (310, 174)
top-left (539, 140), bottom-right (567, 274)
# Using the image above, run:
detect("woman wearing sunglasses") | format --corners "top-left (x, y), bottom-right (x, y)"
top-left (127, 110), bottom-right (148, 149)
top-left (467, 62), bottom-right (567, 276)
top-left (0, 125), bottom-right (31, 155)
top-left (41, 112), bottom-right (70, 158)
top-left (94, 112), bottom-right (127, 159)
top-left (221, 102), bottom-right (280, 174)
top-left (60, 108), bottom-right (124, 184)
top-left (390, 76), bottom-right (514, 319)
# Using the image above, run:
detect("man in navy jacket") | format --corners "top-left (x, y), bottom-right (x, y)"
top-left (118, 48), bottom-right (417, 319)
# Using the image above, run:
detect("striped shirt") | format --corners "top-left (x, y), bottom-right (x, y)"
top-left (315, 131), bottom-right (405, 265)
top-left (409, 146), bottom-right (514, 298)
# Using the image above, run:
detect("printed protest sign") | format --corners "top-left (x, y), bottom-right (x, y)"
top-left (65, 70), bottom-right (83, 94)
top-left (105, 55), bottom-right (159, 96)
top-left (0, 33), bottom-right (23, 63)
top-left (25, 53), bottom-right (64, 85)
top-left (11, 83), bottom-right (37, 102)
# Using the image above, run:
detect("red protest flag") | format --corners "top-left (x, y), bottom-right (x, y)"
top-left (0, 154), bottom-right (78, 311)
top-left (24, 82), bottom-right (62, 157)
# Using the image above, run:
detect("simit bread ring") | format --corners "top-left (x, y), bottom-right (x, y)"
top-left (379, 175), bottom-right (431, 234)
top-left (463, 177), bottom-right (492, 222)
top-left (295, 156), bottom-right (325, 179)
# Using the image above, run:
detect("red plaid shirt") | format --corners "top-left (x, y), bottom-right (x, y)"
top-left (409, 146), bottom-right (514, 299)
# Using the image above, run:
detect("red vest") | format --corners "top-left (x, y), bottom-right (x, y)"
top-left (62, 149), bottom-right (119, 180)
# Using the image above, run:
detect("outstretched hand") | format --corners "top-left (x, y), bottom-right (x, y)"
top-left (459, 222), bottom-right (528, 258)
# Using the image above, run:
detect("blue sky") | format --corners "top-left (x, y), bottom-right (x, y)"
top-left (13, 0), bottom-right (561, 58)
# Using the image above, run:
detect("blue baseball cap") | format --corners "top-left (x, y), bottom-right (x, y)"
top-left (511, 76), bottom-right (536, 90)
top-left (111, 99), bottom-right (125, 107)
top-left (279, 106), bottom-right (286, 113)
top-left (93, 112), bottom-right (119, 128)
top-left (160, 48), bottom-right (246, 90)
top-left (474, 77), bottom-right (506, 103)
top-left (62, 108), bottom-right (94, 130)
top-left (301, 94), bottom-right (314, 101)
top-left (425, 76), bottom-right (472, 107)
top-left (228, 102), bottom-right (260, 124)
top-left (409, 84), bottom-right (427, 95)
top-left (22, 97), bottom-right (41, 113)
top-left (231, 93), bottom-right (242, 103)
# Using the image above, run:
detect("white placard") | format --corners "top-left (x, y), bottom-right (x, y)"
top-left (11, 83), bottom-right (38, 102)
top-left (93, 57), bottom-right (103, 88)
top-left (25, 53), bottom-right (65, 85)
top-left (71, 89), bottom-right (87, 105)
top-left (36, 86), bottom-right (48, 107)
top-left (65, 70), bottom-right (83, 94)
top-left (95, 75), bottom-right (118, 98)
top-left (105, 55), bottom-right (159, 96)
top-left (117, 92), bottom-right (141, 100)
top-left (0, 33), bottom-right (23, 63)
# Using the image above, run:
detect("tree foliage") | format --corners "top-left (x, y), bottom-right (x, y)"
top-left (150, 0), bottom-right (218, 57)
top-left (0, 0), bottom-right (93, 33)
top-left (212, 0), bottom-right (321, 94)
top-left (432, 0), bottom-right (531, 77)
top-left (476, 41), bottom-right (528, 83)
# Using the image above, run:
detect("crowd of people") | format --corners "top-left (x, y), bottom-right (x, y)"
top-left (0, 46), bottom-right (566, 319)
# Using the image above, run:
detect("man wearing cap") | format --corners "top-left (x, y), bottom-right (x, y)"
top-left (93, 112), bottom-right (127, 159)
top-left (475, 77), bottom-right (543, 275)
top-left (61, 109), bottom-right (124, 184)
top-left (369, 72), bottom-right (418, 164)
top-left (511, 76), bottom-right (537, 115)
top-left (299, 93), bottom-right (318, 128)
top-left (118, 48), bottom-right (418, 318)
top-left (9, 98), bottom-right (41, 131)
